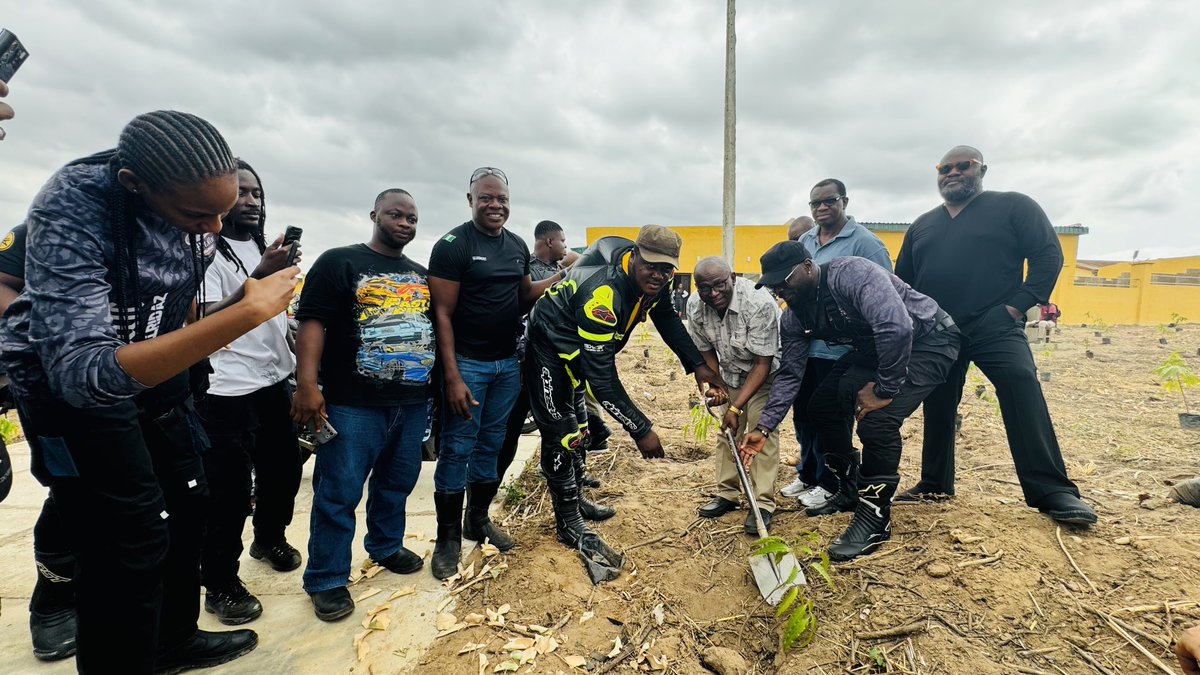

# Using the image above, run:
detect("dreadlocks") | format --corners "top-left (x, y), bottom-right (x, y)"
top-left (215, 158), bottom-right (269, 278)
top-left (74, 111), bottom-right (237, 341)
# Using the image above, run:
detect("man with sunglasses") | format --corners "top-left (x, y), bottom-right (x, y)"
top-left (740, 242), bottom-right (960, 561)
top-left (427, 168), bottom-right (567, 580)
top-left (893, 146), bottom-right (1095, 525)
top-left (524, 225), bottom-right (724, 580)
top-left (781, 180), bottom-right (893, 511)
top-left (687, 257), bottom-right (781, 535)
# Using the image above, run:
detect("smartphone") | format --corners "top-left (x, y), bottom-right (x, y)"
top-left (0, 30), bottom-right (29, 82)
top-left (313, 418), bottom-right (338, 445)
top-left (283, 226), bottom-right (302, 267)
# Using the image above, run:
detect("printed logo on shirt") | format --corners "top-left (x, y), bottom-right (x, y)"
top-left (471, 256), bottom-right (487, 262)
top-left (442, 234), bottom-right (457, 243)
top-left (354, 272), bottom-right (436, 384)
top-left (0, 231), bottom-right (13, 252)
top-left (144, 293), bottom-right (169, 339)
top-left (584, 286), bottom-right (618, 326)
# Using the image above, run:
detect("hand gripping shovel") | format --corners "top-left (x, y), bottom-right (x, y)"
top-left (709, 403), bottom-right (806, 605)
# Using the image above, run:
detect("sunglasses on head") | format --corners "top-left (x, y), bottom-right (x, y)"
top-left (470, 166), bottom-right (508, 186)
top-left (808, 196), bottom-right (843, 209)
top-left (935, 158), bottom-right (983, 175)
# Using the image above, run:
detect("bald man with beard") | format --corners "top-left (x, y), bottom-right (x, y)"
top-left (893, 145), bottom-right (1095, 525)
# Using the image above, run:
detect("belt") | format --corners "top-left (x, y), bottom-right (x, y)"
top-left (933, 311), bottom-right (957, 332)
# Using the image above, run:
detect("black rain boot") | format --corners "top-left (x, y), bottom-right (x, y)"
top-left (29, 550), bottom-right (77, 661)
top-left (828, 474), bottom-right (898, 562)
top-left (573, 451), bottom-right (614, 520)
top-left (463, 481), bottom-right (515, 551)
top-left (431, 491), bottom-right (464, 580)
top-left (805, 453), bottom-right (860, 517)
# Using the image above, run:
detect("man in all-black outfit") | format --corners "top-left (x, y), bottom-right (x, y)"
top-left (893, 145), bottom-right (1095, 525)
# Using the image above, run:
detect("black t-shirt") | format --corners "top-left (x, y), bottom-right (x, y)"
top-left (428, 221), bottom-right (530, 361)
top-left (0, 223), bottom-right (27, 278)
top-left (895, 191), bottom-right (1063, 326)
top-left (296, 244), bottom-right (435, 406)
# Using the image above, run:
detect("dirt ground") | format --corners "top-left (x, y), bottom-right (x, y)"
top-left (401, 323), bottom-right (1200, 675)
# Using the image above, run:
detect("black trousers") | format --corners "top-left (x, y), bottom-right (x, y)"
top-left (20, 378), bottom-right (208, 674)
top-left (916, 303), bottom-right (1079, 505)
top-left (523, 343), bottom-right (588, 480)
top-left (808, 330), bottom-right (961, 478)
top-left (197, 380), bottom-right (301, 587)
top-left (791, 356), bottom-right (845, 491)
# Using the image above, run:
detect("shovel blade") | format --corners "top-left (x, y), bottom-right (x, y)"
top-left (750, 552), bottom-right (806, 606)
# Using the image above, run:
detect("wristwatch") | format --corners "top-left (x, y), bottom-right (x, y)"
top-left (729, 404), bottom-right (744, 417)
top-left (754, 425), bottom-right (772, 438)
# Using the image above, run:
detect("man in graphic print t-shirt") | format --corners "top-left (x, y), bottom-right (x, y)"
top-left (291, 189), bottom-right (435, 622)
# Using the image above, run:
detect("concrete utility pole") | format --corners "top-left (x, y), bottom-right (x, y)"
top-left (721, 0), bottom-right (737, 268)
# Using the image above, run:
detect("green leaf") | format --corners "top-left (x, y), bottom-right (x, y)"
top-left (751, 539), bottom-right (791, 558)
top-left (0, 417), bottom-right (16, 443)
top-left (781, 598), bottom-right (813, 651)
top-left (775, 585), bottom-right (801, 618)
top-left (868, 646), bottom-right (885, 667)
top-left (809, 559), bottom-right (836, 591)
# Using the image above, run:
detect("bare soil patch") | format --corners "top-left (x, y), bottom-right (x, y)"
top-left (404, 324), bottom-right (1200, 674)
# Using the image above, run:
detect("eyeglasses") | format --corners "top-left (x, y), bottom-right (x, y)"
top-left (935, 158), bottom-right (983, 175)
top-left (808, 196), bottom-right (843, 209)
top-left (773, 263), bottom-right (804, 290)
top-left (470, 167), bottom-right (508, 186)
top-left (695, 276), bottom-right (731, 294)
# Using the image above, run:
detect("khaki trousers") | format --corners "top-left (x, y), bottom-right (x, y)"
top-left (714, 379), bottom-right (778, 511)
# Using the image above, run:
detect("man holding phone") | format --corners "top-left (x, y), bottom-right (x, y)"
top-left (197, 160), bottom-right (304, 625)
top-left (292, 188), bottom-right (435, 621)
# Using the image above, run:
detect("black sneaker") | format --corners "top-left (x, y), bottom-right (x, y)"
top-left (249, 540), bottom-right (302, 572)
top-left (155, 628), bottom-right (257, 674)
top-left (204, 579), bottom-right (263, 625)
top-left (309, 587), bottom-right (354, 622)
top-left (375, 548), bottom-right (424, 575)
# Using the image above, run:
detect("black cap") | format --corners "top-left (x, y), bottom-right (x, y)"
top-left (755, 240), bottom-right (812, 288)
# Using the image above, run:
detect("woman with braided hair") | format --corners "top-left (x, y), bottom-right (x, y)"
top-left (198, 158), bottom-right (305, 626)
top-left (0, 110), bottom-right (298, 673)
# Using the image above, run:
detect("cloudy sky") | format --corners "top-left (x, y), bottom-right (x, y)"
top-left (2, 1), bottom-right (1197, 266)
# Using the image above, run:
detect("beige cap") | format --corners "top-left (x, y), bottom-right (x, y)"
top-left (635, 224), bottom-right (683, 268)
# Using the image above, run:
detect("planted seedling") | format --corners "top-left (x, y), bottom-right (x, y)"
top-left (1153, 352), bottom-right (1200, 429)
top-left (751, 531), bottom-right (834, 652)
top-left (683, 403), bottom-right (715, 443)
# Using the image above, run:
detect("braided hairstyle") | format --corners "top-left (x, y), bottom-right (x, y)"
top-left (215, 158), bottom-right (269, 277)
top-left (73, 111), bottom-right (236, 342)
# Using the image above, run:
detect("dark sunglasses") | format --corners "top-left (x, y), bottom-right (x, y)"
top-left (936, 158), bottom-right (983, 175)
top-left (808, 196), bottom-right (843, 209)
top-left (470, 166), bottom-right (508, 186)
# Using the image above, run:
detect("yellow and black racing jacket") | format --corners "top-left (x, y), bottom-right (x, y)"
top-left (526, 236), bottom-right (705, 439)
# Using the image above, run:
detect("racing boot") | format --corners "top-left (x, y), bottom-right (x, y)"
top-left (572, 451), bottom-right (613, 520)
top-left (804, 452), bottom-right (860, 517)
top-left (545, 452), bottom-right (623, 583)
top-left (828, 474), bottom-right (898, 562)
top-left (431, 491), bottom-right (464, 580)
top-left (586, 415), bottom-right (612, 454)
top-left (29, 549), bottom-right (77, 661)
top-left (463, 481), bottom-right (514, 551)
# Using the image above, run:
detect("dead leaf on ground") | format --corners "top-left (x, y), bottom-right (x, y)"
top-left (464, 612), bottom-right (486, 625)
top-left (580, 611), bottom-right (595, 624)
top-left (563, 655), bottom-right (587, 669)
top-left (652, 603), bottom-right (665, 626)
top-left (354, 588), bottom-right (382, 603)
top-left (436, 613), bottom-right (458, 631)
top-left (388, 587), bottom-right (416, 601)
top-left (367, 603), bottom-right (390, 617)
top-left (502, 637), bottom-right (536, 651)
top-left (607, 637), bottom-right (624, 658)
top-left (457, 642), bottom-right (487, 655)
top-left (480, 542), bottom-right (501, 558)
top-left (493, 661), bottom-right (519, 672)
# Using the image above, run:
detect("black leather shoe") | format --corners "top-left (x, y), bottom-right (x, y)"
top-left (698, 496), bottom-right (739, 518)
top-left (1037, 492), bottom-right (1097, 525)
top-left (154, 628), bottom-right (257, 674)
top-left (204, 578), bottom-right (263, 625)
top-left (376, 548), bottom-right (423, 575)
top-left (894, 484), bottom-right (955, 504)
top-left (249, 539), bottom-right (302, 572)
top-left (743, 508), bottom-right (771, 536)
top-left (30, 608), bottom-right (76, 661)
top-left (309, 587), bottom-right (354, 622)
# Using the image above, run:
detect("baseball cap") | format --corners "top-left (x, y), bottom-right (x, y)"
top-left (755, 240), bottom-right (812, 288)
top-left (635, 224), bottom-right (682, 268)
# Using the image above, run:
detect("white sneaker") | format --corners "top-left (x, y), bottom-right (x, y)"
top-left (799, 486), bottom-right (835, 508)
top-left (780, 478), bottom-right (812, 498)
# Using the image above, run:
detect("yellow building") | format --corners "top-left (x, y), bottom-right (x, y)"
top-left (585, 223), bottom-right (1197, 326)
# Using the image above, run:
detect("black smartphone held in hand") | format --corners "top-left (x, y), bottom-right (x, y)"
top-left (0, 30), bottom-right (29, 82)
top-left (283, 226), bottom-right (302, 267)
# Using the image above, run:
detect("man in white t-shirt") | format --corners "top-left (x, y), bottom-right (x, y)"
top-left (197, 160), bottom-right (302, 625)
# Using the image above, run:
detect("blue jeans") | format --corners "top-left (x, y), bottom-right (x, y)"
top-left (303, 402), bottom-right (425, 594)
top-left (434, 355), bottom-right (521, 493)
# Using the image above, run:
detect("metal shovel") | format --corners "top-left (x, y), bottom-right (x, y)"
top-left (711, 406), bottom-right (806, 605)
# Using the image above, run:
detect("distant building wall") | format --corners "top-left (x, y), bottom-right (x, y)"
top-left (584, 223), bottom-right (1193, 326)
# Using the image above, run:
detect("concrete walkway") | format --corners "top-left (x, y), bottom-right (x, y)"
top-left (0, 435), bottom-right (538, 674)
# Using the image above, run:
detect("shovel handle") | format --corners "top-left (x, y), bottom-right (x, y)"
top-left (704, 400), bottom-right (769, 540)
